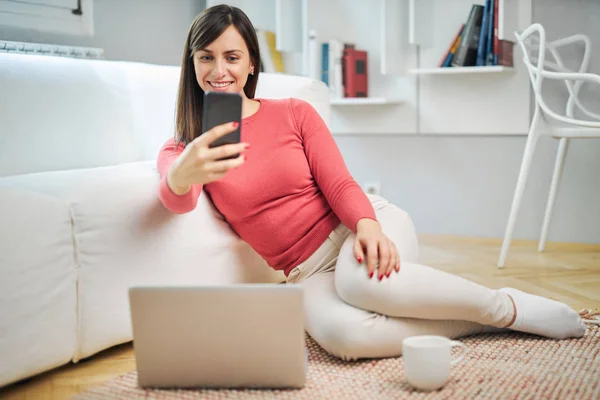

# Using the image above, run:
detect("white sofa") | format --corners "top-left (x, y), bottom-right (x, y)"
top-left (0, 52), bottom-right (332, 387)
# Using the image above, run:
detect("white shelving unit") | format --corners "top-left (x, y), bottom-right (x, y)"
top-left (409, 66), bottom-right (514, 75)
top-left (206, 0), bottom-right (417, 135)
top-left (203, 0), bottom-right (531, 136)
top-left (330, 98), bottom-right (403, 106)
top-left (408, 0), bottom-right (530, 64)
top-left (308, 0), bottom-right (415, 134)
top-left (411, 0), bottom-right (533, 135)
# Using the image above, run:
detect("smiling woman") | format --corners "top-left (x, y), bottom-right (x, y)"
top-left (154, 3), bottom-right (589, 366)
top-left (175, 4), bottom-right (261, 146)
top-left (194, 31), bottom-right (252, 92)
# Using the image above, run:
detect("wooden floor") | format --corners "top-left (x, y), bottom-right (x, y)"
top-left (2, 235), bottom-right (599, 400)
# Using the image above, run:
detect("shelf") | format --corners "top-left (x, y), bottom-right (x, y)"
top-left (409, 66), bottom-right (514, 75)
top-left (330, 98), bottom-right (403, 106)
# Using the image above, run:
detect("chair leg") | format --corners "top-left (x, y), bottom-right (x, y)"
top-left (539, 137), bottom-right (569, 252)
top-left (498, 114), bottom-right (541, 268)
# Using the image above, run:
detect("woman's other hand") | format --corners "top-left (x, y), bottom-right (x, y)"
top-left (354, 219), bottom-right (400, 280)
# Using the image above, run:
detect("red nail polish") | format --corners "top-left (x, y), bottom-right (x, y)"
top-left (386, 272), bottom-right (391, 278)
top-left (357, 257), bottom-right (363, 263)
top-left (369, 272), bottom-right (374, 279)
top-left (379, 275), bottom-right (383, 281)
top-left (232, 122), bottom-right (239, 128)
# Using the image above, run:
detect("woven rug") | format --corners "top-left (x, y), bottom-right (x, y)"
top-left (74, 313), bottom-right (599, 400)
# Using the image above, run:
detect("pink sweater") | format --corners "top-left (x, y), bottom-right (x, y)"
top-left (157, 98), bottom-right (376, 276)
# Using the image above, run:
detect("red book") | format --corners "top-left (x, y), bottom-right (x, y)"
top-left (342, 49), bottom-right (368, 98)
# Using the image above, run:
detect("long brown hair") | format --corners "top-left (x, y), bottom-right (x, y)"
top-left (175, 5), bottom-right (260, 146)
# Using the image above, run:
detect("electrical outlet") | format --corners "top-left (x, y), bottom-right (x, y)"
top-left (363, 181), bottom-right (381, 196)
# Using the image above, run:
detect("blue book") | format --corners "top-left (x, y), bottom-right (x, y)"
top-left (486, 0), bottom-right (496, 65)
top-left (476, 0), bottom-right (491, 66)
top-left (321, 43), bottom-right (329, 86)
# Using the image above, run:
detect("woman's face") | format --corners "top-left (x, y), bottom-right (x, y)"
top-left (193, 25), bottom-right (254, 97)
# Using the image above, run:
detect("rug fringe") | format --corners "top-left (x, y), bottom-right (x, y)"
top-left (579, 308), bottom-right (600, 325)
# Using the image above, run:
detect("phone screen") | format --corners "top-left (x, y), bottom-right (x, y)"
top-left (202, 91), bottom-right (242, 159)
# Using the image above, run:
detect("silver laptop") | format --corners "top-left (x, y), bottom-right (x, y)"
top-left (128, 284), bottom-right (306, 389)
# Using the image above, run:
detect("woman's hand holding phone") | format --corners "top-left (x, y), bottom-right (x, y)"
top-left (167, 121), bottom-right (248, 195)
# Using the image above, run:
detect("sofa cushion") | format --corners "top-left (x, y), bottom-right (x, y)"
top-left (0, 53), bottom-right (140, 177)
top-left (0, 188), bottom-right (77, 387)
top-left (120, 62), bottom-right (181, 162)
top-left (0, 161), bottom-right (284, 359)
top-left (256, 72), bottom-right (330, 127)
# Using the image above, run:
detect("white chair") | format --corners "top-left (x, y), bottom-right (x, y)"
top-left (498, 23), bottom-right (600, 268)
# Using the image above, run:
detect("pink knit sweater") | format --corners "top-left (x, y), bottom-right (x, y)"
top-left (157, 98), bottom-right (376, 276)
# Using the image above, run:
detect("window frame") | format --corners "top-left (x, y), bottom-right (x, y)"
top-left (0, 0), bottom-right (93, 36)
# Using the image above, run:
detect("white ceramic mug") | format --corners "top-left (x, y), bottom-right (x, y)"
top-left (402, 335), bottom-right (467, 391)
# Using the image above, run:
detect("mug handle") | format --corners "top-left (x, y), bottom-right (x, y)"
top-left (450, 340), bottom-right (467, 366)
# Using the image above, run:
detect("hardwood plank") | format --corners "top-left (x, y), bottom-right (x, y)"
top-left (1, 235), bottom-right (598, 400)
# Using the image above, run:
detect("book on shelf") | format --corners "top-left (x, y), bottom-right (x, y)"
top-left (497, 39), bottom-right (514, 67)
top-left (438, 24), bottom-right (464, 67)
top-left (452, 4), bottom-right (484, 67)
top-left (320, 40), bottom-right (368, 99)
top-left (439, 0), bottom-right (513, 69)
top-left (256, 29), bottom-right (285, 73)
top-left (325, 39), bottom-right (344, 98)
top-left (342, 48), bottom-right (368, 98)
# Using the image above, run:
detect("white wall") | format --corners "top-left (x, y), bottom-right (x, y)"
top-left (338, 0), bottom-right (600, 244)
top-left (0, 0), bottom-right (205, 65)
top-left (1, 0), bottom-right (598, 243)
top-left (533, 0), bottom-right (600, 119)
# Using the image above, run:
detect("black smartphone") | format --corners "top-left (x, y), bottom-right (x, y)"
top-left (202, 91), bottom-right (242, 160)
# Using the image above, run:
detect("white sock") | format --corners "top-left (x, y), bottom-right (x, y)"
top-left (499, 288), bottom-right (586, 339)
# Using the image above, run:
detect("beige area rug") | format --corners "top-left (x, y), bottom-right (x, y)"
top-left (74, 313), bottom-right (599, 400)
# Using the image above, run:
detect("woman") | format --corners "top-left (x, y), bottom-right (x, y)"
top-left (157, 5), bottom-right (587, 361)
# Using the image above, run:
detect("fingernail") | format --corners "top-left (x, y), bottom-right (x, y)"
top-left (357, 257), bottom-right (363, 263)
top-left (386, 272), bottom-right (391, 278)
top-left (369, 272), bottom-right (374, 279)
top-left (379, 275), bottom-right (383, 281)
top-left (245, 143), bottom-right (251, 148)
top-left (232, 122), bottom-right (239, 128)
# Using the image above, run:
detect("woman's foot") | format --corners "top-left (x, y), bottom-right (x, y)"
top-left (499, 288), bottom-right (586, 339)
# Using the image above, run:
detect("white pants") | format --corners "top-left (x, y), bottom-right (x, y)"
top-left (286, 195), bottom-right (514, 361)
